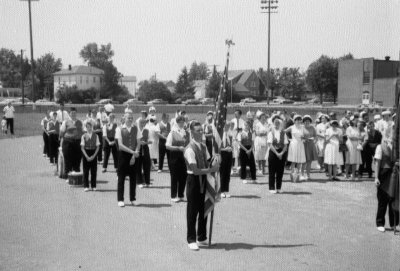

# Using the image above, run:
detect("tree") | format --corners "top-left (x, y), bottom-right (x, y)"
top-left (0, 48), bottom-right (31, 88)
top-left (175, 66), bottom-right (194, 99)
top-left (206, 65), bottom-right (221, 99)
top-left (188, 61), bottom-right (209, 82)
top-left (36, 53), bottom-right (62, 100)
top-left (278, 67), bottom-right (306, 100)
top-left (138, 80), bottom-right (172, 103)
top-left (257, 68), bottom-right (280, 98)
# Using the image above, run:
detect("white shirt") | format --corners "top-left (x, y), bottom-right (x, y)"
top-left (3, 105), bottom-right (15, 118)
top-left (102, 121), bottom-right (116, 135)
top-left (115, 124), bottom-right (142, 141)
top-left (184, 140), bottom-right (210, 174)
top-left (56, 110), bottom-right (71, 123)
top-left (230, 118), bottom-right (245, 131)
top-left (80, 133), bottom-right (100, 147)
top-left (267, 129), bottom-right (289, 144)
top-left (374, 145), bottom-right (383, 160)
top-left (166, 127), bottom-right (186, 147)
top-left (104, 103), bottom-right (114, 113)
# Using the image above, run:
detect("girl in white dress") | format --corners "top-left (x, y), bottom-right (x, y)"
top-left (254, 111), bottom-right (270, 174)
top-left (345, 120), bottom-right (364, 180)
top-left (285, 115), bottom-right (306, 182)
top-left (316, 114), bottom-right (329, 171)
top-left (146, 116), bottom-right (160, 169)
top-left (324, 120), bottom-right (342, 181)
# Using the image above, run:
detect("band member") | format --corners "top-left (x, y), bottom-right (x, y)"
top-left (81, 121), bottom-right (100, 192)
top-left (184, 121), bottom-right (219, 250)
top-left (157, 113), bottom-right (170, 173)
top-left (56, 102), bottom-right (70, 123)
top-left (238, 122), bottom-right (256, 183)
top-left (47, 112), bottom-right (60, 165)
top-left (360, 121), bottom-right (382, 178)
top-left (147, 115), bottom-right (160, 169)
top-left (203, 111), bottom-right (214, 158)
top-left (93, 117), bottom-right (103, 162)
top-left (115, 112), bottom-right (141, 207)
top-left (60, 107), bottom-right (84, 179)
top-left (166, 115), bottom-right (189, 202)
top-left (41, 111), bottom-right (50, 158)
top-left (136, 119), bottom-right (152, 188)
top-left (220, 122), bottom-right (233, 198)
top-left (102, 114), bottom-right (118, 173)
top-left (267, 115), bottom-right (288, 193)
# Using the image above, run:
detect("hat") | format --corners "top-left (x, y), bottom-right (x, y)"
top-left (330, 120), bottom-right (339, 126)
top-left (246, 111), bottom-right (253, 119)
top-left (206, 111), bottom-right (214, 116)
top-left (382, 110), bottom-right (391, 116)
top-left (271, 114), bottom-right (281, 123)
top-left (319, 114), bottom-right (330, 121)
top-left (293, 115), bottom-right (302, 121)
top-left (140, 110), bottom-right (147, 114)
top-left (303, 115), bottom-right (312, 122)
top-left (374, 114), bottom-right (381, 120)
top-left (149, 106), bottom-right (156, 112)
top-left (256, 110), bottom-right (265, 119)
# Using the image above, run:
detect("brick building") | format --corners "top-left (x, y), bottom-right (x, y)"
top-left (338, 57), bottom-right (400, 106)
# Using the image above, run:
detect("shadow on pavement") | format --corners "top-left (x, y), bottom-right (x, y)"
top-left (280, 191), bottom-right (312, 195)
top-left (131, 203), bottom-right (171, 208)
top-left (206, 242), bottom-right (314, 250)
top-left (230, 195), bottom-right (261, 199)
top-left (145, 186), bottom-right (171, 189)
top-left (97, 180), bottom-right (109, 184)
top-left (96, 189), bottom-right (117, 192)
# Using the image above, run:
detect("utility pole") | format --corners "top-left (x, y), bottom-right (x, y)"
top-left (20, 49), bottom-right (25, 105)
top-left (260, 0), bottom-right (278, 104)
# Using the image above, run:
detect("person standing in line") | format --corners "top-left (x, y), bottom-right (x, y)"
top-left (136, 119), bottom-right (152, 188)
top-left (47, 112), bottom-right (60, 165)
top-left (147, 115), bottom-right (160, 170)
top-left (157, 113), bottom-right (170, 173)
top-left (203, 111), bottom-right (215, 159)
top-left (136, 110), bottom-right (148, 127)
top-left (93, 116), bottom-right (103, 163)
top-left (104, 100), bottom-right (114, 116)
top-left (166, 115), bottom-right (190, 202)
top-left (102, 113), bottom-right (118, 173)
top-left (301, 115), bottom-right (318, 181)
top-left (324, 120), bottom-right (342, 181)
top-left (41, 111), bottom-right (50, 158)
top-left (360, 121), bottom-right (381, 178)
top-left (184, 121), bottom-right (219, 251)
top-left (1, 116), bottom-right (7, 134)
top-left (316, 114), bottom-right (329, 172)
top-left (56, 102), bottom-right (70, 123)
top-left (254, 111), bottom-right (269, 175)
top-left (345, 120), bottom-right (364, 181)
top-left (59, 107), bottom-right (84, 180)
top-left (267, 115), bottom-right (288, 193)
top-left (115, 112), bottom-right (141, 207)
top-left (238, 122), bottom-right (256, 183)
top-left (285, 115), bottom-right (306, 182)
top-left (220, 122), bottom-right (233, 198)
top-left (3, 101), bottom-right (15, 135)
top-left (231, 109), bottom-right (245, 172)
top-left (81, 121), bottom-right (100, 192)
top-left (148, 106), bottom-right (157, 122)
top-left (227, 121), bottom-right (237, 174)
top-left (170, 109), bottom-right (181, 129)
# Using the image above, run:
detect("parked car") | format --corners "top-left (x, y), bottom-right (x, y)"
top-left (95, 99), bottom-right (113, 105)
top-left (34, 99), bottom-right (57, 106)
top-left (173, 98), bottom-right (182, 104)
top-left (271, 98), bottom-right (294, 104)
top-left (0, 98), bottom-right (17, 105)
top-left (123, 98), bottom-right (143, 105)
top-left (201, 98), bottom-right (215, 105)
top-left (147, 99), bottom-right (168, 105)
top-left (241, 98), bottom-right (256, 104)
top-left (183, 99), bottom-right (201, 105)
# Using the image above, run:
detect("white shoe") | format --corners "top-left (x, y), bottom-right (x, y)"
top-left (188, 243), bottom-right (199, 250)
top-left (92, 188), bottom-right (97, 191)
top-left (225, 193), bottom-right (231, 198)
top-left (118, 201), bottom-right (125, 207)
top-left (138, 184), bottom-right (144, 188)
top-left (84, 188), bottom-right (89, 192)
top-left (377, 226), bottom-right (385, 232)
top-left (242, 180), bottom-right (248, 184)
top-left (299, 175), bottom-right (306, 181)
top-left (157, 170), bottom-right (162, 173)
top-left (131, 201), bottom-right (139, 206)
top-left (221, 193), bottom-right (226, 198)
top-left (269, 190), bottom-right (277, 194)
top-left (171, 198), bottom-right (179, 202)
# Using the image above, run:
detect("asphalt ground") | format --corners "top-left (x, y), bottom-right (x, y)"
top-left (0, 136), bottom-right (399, 271)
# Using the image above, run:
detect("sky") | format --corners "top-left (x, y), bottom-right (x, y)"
top-left (1, 0), bottom-right (399, 82)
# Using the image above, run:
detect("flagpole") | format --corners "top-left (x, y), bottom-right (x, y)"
top-left (209, 39), bottom-right (234, 246)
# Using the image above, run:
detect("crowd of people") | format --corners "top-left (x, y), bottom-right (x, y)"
top-left (39, 102), bottom-right (399, 249)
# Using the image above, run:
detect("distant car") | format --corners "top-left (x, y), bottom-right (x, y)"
top-left (147, 99), bottom-right (168, 105)
top-left (272, 98), bottom-right (293, 104)
top-left (307, 98), bottom-right (319, 104)
top-left (0, 98), bottom-right (17, 105)
top-left (201, 98), bottom-right (215, 105)
top-left (34, 99), bottom-right (57, 106)
top-left (96, 99), bottom-right (113, 105)
top-left (183, 99), bottom-right (201, 105)
top-left (7, 98), bottom-right (33, 105)
top-left (293, 101), bottom-right (305, 105)
top-left (123, 98), bottom-right (143, 105)
top-left (241, 98), bottom-right (256, 103)
top-left (174, 98), bottom-right (182, 104)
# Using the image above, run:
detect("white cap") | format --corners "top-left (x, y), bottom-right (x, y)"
top-left (374, 114), bottom-right (381, 120)
top-left (149, 106), bottom-right (156, 112)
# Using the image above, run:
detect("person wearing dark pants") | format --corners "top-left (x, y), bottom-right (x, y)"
top-left (3, 102), bottom-right (15, 135)
top-left (238, 122), bottom-right (256, 183)
top-left (267, 115), bottom-right (288, 193)
top-left (60, 107), bottom-right (83, 180)
top-left (102, 114), bottom-right (118, 172)
top-left (93, 118), bottom-right (103, 163)
top-left (203, 111), bottom-right (215, 159)
top-left (360, 122), bottom-right (381, 178)
top-left (136, 119), bottom-right (151, 187)
top-left (166, 116), bottom-right (190, 202)
top-left (81, 122), bottom-right (100, 192)
top-left (184, 121), bottom-right (219, 251)
top-left (41, 112), bottom-right (50, 158)
top-left (115, 112), bottom-right (141, 207)
top-left (374, 141), bottom-right (399, 232)
top-left (220, 123), bottom-right (233, 198)
top-left (157, 113), bottom-right (170, 172)
top-left (47, 112), bottom-right (60, 165)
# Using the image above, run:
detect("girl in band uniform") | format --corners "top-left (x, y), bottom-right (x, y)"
top-left (47, 112), bottom-right (60, 165)
top-left (238, 122), bottom-right (256, 183)
top-left (81, 121), bottom-right (100, 192)
top-left (102, 114), bottom-right (118, 172)
top-left (220, 122), bottom-right (233, 198)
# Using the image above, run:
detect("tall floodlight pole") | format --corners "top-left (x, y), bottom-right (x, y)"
top-left (20, 0), bottom-right (38, 102)
top-left (261, 0), bottom-right (278, 104)
top-left (20, 49), bottom-right (25, 104)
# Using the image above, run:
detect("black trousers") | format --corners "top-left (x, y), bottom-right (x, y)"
top-left (376, 168), bottom-right (399, 227)
top-left (136, 145), bottom-right (151, 185)
top-left (205, 137), bottom-right (213, 159)
top-left (62, 139), bottom-right (82, 175)
top-left (48, 134), bottom-right (59, 164)
top-left (268, 149), bottom-right (286, 190)
top-left (359, 147), bottom-right (373, 177)
top-left (96, 132), bottom-right (103, 162)
top-left (158, 138), bottom-right (169, 170)
top-left (103, 138), bottom-right (118, 169)
top-left (220, 150), bottom-right (233, 192)
top-left (186, 174), bottom-right (207, 243)
top-left (117, 151), bottom-right (137, 202)
top-left (168, 150), bottom-right (187, 198)
top-left (239, 147), bottom-right (256, 180)
top-left (43, 132), bottom-right (49, 156)
top-left (83, 149), bottom-right (97, 188)
top-left (6, 118), bottom-right (14, 134)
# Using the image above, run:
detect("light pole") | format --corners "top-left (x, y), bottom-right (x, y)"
top-left (260, 0), bottom-right (278, 104)
top-left (20, 49), bottom-right (25, 104)
top-left (20, 0), bottom-right (38, 102)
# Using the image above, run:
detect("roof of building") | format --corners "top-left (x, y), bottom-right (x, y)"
top-left (53, 65), bottom-right (104, 76)
top-left (120, 76), bottom-right (137, 82)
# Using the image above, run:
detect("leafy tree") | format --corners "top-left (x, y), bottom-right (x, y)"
top-left (0, 48), bottom-right (31, 88)
top-left (175, 66), bottom-right (194, 100)
top-left (206, 65), bottom-right (221, 99)
top-left (257, 68), bottom-right (280, 98)
top-left (278, 67), bottom-right (306, 100)
top-left (138, 80), bottom-right (172, 103)
top-left (35, 53), bottom-right (62, 100)
top-left (188, 61), bottom-right (209, 82)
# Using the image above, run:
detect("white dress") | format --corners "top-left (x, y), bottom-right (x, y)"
top-left (324, 127), bottom-right (341, 165)
top-left (345, 127), bottom-right (362, 165)
top-left (316, 123), bottom-right (328, 157)
top-left (287, 125), bottom-right (306, 163)
top-left (254, 121), bottom-right (269, 160)
top-left (146, 123), bottom-right (160, 159)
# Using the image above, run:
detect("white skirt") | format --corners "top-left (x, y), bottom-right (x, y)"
top-left (287, 140), bottom-right (306, 163)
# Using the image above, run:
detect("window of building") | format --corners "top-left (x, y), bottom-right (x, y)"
top-left (86, 76), bottom-right (89, 84)
top-left (80, 76), bottom-right (82, 84)
top-left (93, 77), bottom-right (96, 83)
top-left (363, 71), bottom-right (370, 84)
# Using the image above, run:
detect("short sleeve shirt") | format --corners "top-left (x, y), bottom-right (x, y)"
top-left (80, 133), bottom-right (100, 147)
top-left (3, 106), bottom-right (15, 118)
top-left (115, 124), bottom-right (142, 141)
top-left (267, 129), bottom-right (289, 144)
top-left (184, 141), bottom-right (210, 174)
top-left (374, 145), bottom-right (382, 160)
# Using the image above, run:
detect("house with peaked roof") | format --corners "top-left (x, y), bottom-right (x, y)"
top-left (228, 70), bottom-right (265, 97)
top-left (53, 65), bottom-right (104, 99)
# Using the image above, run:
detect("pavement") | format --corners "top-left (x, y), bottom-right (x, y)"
top-left (0, 136), bottom-right (399, 271)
